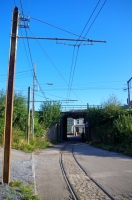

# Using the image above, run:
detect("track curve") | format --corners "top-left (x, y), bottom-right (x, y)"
top-left (60, 137), bottom-right (112, 200)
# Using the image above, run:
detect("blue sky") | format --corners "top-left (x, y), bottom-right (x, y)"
top-left (0, 0), bottom-right (132, 110)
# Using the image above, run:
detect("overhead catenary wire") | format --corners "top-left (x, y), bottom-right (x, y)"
top-left (67, 46), bottom-right (80, 100)
top-left (67, 46), bottom-right (75, 100)
top-left (79, 0), bottom-right (108, 46)
top-left (67, 0), bottom-right (107, 101)
top-left (67, 0), bottom-right (101, 102)
top-left (75, 0), bottom-right (101, 44)
top-left (18, 1), bottom-right (107, 105)
top-left (29, 28), bottom-right (85, 104)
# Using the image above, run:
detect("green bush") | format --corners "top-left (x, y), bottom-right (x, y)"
top-left (0, 91), bottom-right (27, 137)
top-left (11, 127), bottom-right (52, 152)
top-left (38, 102), bottom-right (62, 128)
top-left (87, 95), bottom-right (126, 144)
top-left (34, 113), bottom-right (45, 137)
top-left (113, 114), bottom-right (132, 144)
top-left (13, 93), bottom-right (27, 132)
top-left (86, 95), bottom-right (132, 156)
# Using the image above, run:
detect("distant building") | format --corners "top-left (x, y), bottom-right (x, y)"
top-left (67, 118), bottom-right (85, 135)
top-left (72, 118), bottom-right (85, 134)
top-left (67, 118), bottom-right (74, 133)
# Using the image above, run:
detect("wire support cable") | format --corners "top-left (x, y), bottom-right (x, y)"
top-left (19, 1), bottom-right (47, 100)
top-left (67, 46), bottom-right (80, 101)
top-left (67, 46), bottom-right (75, 100)
top-left (28, 29), bottom-right (84, 104)
top-left (20, 29), bottom-right (33, 75)
top-left (75, 0), bottom-right (101, 46)
top-left (28, 16), bottom-right (90, 40)
top-left (79, 0), bottom-right (107, 46)
top-left (66, 0), bottom-right (101, 102)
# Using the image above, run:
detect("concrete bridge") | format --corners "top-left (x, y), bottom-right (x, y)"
top-left (60, 104), bottom-right (100, 140)
top-left (60, 105), bottom-right (87, 140)
top-left (46, 104), bottom-right (100, 142)
top-left (60, 109), bottom-right (87, 140)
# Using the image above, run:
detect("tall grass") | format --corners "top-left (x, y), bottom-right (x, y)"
top-left (0, 127), bottom-right (52, 153)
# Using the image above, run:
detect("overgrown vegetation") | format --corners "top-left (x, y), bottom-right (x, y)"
top-left (1, 90), bottom-right (132, 157)
top-left (11, 128), bottom-right (52, 152)
top-left (0, 90), bottom-right (62, 152)
top-left (38, 101), bottom-right (62, 129)
top-left (9, 181), bottom-right (39, 199)
top-left (86, 94), bottom-right (132, 156)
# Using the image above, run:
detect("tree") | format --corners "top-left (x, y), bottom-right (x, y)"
top-left (101, 94), bottom-right (122, 108)
top-left (86, 94), bottom-right (123, 143)
top-left (13, 92), bottom-right (27, 131)
top-left (38, 102), bottom-right (62, 128)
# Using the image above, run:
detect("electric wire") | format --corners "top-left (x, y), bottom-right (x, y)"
top-left (19, 0), bottom-right (48, 100)
top-left (75, 0), bottom-right (100, 44)
top-left (20, 1), bottom-right (101, 105)
top-left (67, 46), bottom-right (80, 100)
top-left (19, 1), bottom-right (106, 105)
top-left (19, 0), bottom-right (34, 71)
top-left (29, 16), bottom-right (89, 40)
top-left (67, 46), bottom-right (75, 100)
top-left (67, 0), bottom-right (107, 102)
top-left (0, 75), bottom-right (32, 83)
top-left (29, 28), bottom-right (84, 104)
top-left (0, 69), bottom-right (33, 77)
top-left (38, 87), bottom-right (123, 91)
top-left (35, 92), bottom-right (67, 100)
top-left (79, 0), bottom-right (107, 46)
top-left (20, 28), bottom-right (33, 74)
top-left (67, 0), bottom-right (101, 102)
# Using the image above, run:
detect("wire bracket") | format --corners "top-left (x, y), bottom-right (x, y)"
top-left (19, 14), bottom-right (30, 28)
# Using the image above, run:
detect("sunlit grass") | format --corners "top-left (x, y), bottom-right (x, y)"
top-left (9, 181), bottom-right (40, 200)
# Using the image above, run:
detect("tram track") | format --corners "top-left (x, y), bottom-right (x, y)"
top-left (59, 137), bottom-right (113, 200)
top-left (60, 146), bottom-right (78, 200)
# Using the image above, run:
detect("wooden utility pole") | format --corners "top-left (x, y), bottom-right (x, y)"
top-left (32, 63), bottom-right (36, 138)
top-left (27, 87), bottom-right (30, 143)
top-left (3, 7), bottom-right (19, 184)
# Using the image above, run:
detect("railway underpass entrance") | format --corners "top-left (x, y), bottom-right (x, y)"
top-left (60, 109), bottom-right (87, 141)
top-left (59, 104), bottom-right (100, 141)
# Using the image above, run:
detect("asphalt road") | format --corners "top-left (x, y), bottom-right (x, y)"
top-left (73, 141), bottom-right (132, 199)
top-left (33, 142), bottom-right (73, 200)
top-left (1, 137), bottom-right (132, 200)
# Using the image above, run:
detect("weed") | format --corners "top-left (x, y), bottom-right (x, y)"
top-left (9, 181), bottom-right (40, 200)
top-left (5, 194), bottom-right (12, 199)
top-left (9, 180), bottom-right (23, 187)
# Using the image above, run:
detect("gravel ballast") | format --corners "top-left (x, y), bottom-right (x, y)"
top-left (0, 148), bottom-right (35, 199)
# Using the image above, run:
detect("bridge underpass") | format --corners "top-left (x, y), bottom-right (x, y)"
top-left (60, 104), bottom-right (100, 141)
top-left (60, 109), bottom-right (87, 141)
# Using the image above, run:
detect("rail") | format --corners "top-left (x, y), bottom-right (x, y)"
top-left (59, 137), bottom-right (113, 200)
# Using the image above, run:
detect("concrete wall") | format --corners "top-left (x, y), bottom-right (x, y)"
top-left (46, 123), bottom-right (62, 142)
